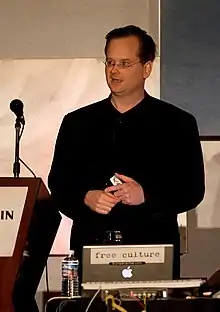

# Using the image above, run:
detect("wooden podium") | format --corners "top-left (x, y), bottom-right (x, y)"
top-left (0, 177), bottom-right (51, 312)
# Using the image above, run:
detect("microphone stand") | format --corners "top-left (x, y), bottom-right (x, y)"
top-left (13, 117), bottom-right (22, 178)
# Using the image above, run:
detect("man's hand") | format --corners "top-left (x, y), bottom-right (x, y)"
top-left (84, 190), bottom-right (120, 214)
top-left (105, 173), bottom-right (145, 205)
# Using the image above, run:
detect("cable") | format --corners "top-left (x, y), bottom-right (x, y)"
top-left (104, 295), bottom-right (127, 312)
top-left (84, 288), bottom-right (101, 312)
top-left (15, 118), bottom-right (37, 178)
top-left (45, 259), bottom-right (50, 293)
top-left (16, 121), bottom-right (37, 178)
top-left (44, 297), bottom-right (72, 312)
top-left (129, 291), bottom-right (145, 309)
top-left (46, 288), bottom-right (100, 312)
top-left (56, 299), bottom-right (71, 312)
top-left (19, 123), bottom-right (24, 140)
top-left (129, 291), bottom-right (149, 312)
top-left (19, 157), bottom-right (37, 177)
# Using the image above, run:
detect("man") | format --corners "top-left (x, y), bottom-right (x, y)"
top-left (48, 25), bottom-right (205, 278)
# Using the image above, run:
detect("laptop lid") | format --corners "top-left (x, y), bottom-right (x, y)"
top-left (82, 244), bottom-right (173, 283)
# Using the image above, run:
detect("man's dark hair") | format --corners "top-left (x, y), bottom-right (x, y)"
top-left (104, 25), bottom-right (156, 63)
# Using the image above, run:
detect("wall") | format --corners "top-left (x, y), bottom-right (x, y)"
top-left (161, 0), bottom-right (220, 135)
top-left (0, 0), bottom-right (159, 59)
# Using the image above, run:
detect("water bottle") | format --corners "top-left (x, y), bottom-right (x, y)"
top-left (61, 250), bottom-right (79, 297)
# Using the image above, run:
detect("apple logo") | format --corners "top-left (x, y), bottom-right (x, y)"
top-left (121, 266), bottom-right (133, 278)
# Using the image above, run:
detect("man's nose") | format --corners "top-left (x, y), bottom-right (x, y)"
top-left (110, 63), bottom-right (119, 73)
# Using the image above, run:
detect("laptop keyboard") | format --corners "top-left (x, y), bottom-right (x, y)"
top-left (82, 279), bottom-right (205, 290)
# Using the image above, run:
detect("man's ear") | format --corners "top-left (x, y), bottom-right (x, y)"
top-left (143, 61), bottom-right (153, 79)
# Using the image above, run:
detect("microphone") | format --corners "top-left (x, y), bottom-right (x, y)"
top-left (10, 99), bottom-right (25, 125)
top-left (9, 99), bottom-right (36, 178)
top-left (10, 99), bottom-right (26, 177)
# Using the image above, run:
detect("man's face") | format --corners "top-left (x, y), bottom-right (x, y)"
top-left (105, 36), bottom-right (152, 96)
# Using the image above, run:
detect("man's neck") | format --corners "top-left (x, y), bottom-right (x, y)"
top-left (111, 90), bottom-right (145, 113)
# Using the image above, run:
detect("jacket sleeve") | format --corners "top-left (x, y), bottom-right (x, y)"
top-left (48, 114), bottom-right (90, 221)
top-left (142, 114), bottom-right (205, 215)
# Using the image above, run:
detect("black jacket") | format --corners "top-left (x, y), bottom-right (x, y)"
top-left (48, 93), bottom-right (205, 255)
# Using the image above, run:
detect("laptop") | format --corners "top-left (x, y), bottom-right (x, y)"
top-left (82, 244), bottom-right (173, 284)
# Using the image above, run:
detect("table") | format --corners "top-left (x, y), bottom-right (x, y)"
top-left (45, 296), bottom-right (220, 312)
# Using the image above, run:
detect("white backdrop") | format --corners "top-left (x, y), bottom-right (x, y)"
top-left (0, 0), bottom-right (158, 59)
top-left (0, 58), bottom-right (188, 255)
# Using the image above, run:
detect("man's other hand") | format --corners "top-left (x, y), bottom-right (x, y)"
top-left (105, 173), bottom-right (145, 205)
top-left (84, 190), bottom-right (120, 214)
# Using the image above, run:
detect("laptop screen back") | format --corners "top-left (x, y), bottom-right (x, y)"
top-left (82, 244), bottom-right (173, 283)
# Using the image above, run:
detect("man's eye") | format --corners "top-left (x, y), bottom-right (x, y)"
top-left (121, 62), bottom-right (130, 67)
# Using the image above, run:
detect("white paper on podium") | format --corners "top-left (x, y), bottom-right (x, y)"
top-left (0, 186), bottom-right (28, 256)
